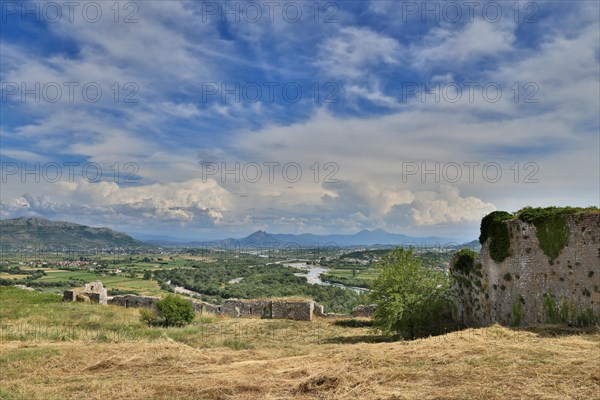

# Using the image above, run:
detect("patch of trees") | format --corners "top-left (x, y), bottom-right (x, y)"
top-left (154, 263), bottom-right (365, 313)
top-left (319, 273), bottom-right (371, 289)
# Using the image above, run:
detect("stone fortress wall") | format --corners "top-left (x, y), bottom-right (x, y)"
top-left (451, 212), bottom-right (600, 326)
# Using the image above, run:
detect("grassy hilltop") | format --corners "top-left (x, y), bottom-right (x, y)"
top-left (1, 287), bottom-right (599, 400)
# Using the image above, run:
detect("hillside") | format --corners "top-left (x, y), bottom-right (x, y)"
top-left (0, 217), bottom-right (150, 250)
top-left (1, 287), bottom-right (598, 400)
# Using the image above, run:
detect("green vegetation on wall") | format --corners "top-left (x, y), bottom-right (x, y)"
top-left (479, 207), bottom-right (598, 263)
top-left (516, 207), bottom-right (590, 262)
top-left (511, 296), bottom-right (524, 327)
top-left (479, 211), bottom-right (512, 262)
top-left (542, 291), bottom-right (599, 327)
top-left (452, 248), bottom-right (479, 274)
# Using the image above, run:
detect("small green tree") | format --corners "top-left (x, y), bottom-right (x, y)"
top-left (143, 270), bottom-right (152, 280)
top-left (369, 248), bottom-right (453, 339)
top-left (154, 294), bottom-right (195, 327)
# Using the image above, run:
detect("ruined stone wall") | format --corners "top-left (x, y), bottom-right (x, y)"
top-left (63, 281), bottom-right (107, 305)
top-left (271, 301), bottom-right (314, 321)
top-left (108, 294), bottom-right (159, 308)
top-left (312, 303), bottom-right (349, 319)
top-left (452, 213), bottom-right (600, 326)
top-left (63, 282), bottom-right (337, 321)
top-left (351, 304), bottom-right (377, 318)
top-left (127, 295), bottom-right (317, 321)
top-left (185, 298), bottom-right (317, 321)
top-left (222, 299), bottom-right (273, 318)
top-left (190, 300), bottom-right (221, 315)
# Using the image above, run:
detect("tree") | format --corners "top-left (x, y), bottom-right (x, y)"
top-left (143, 270), bottom-right (152, 280)
top-left (369, 248), bottom-right (453, 339)
top-left (153, 294), bottom-right (195, 327)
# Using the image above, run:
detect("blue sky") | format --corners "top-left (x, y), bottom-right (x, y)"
top-left (1, 0), bottom-right (599, 241)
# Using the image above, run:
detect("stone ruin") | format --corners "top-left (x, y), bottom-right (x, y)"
top-left (451, 211), bottom-right (600, 326)
top-left (64, 282), bottom-right (378, 322)
top-left (63, 281), bottom-right (108, 305)
top-left (351, 304), bottom-right (377, 318)
top-left (108, 294), bottom-right (159, 308)
top-left (193, 298), bottom-right (316, 321)
top-left (64, 284), bottom-right (320, 321)
top-left (312, 303), bottom-right (350, 319)
top-left (272, 300), bottom-right (314, 320)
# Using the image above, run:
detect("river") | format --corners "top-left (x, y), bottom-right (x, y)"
top-left (284, 262), bottom-right (369, 294)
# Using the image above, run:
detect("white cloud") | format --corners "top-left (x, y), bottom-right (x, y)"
top-left (316, 27), bottom-right (401, 79)
top-left (1, 178), bottom-right (232, 226)
top-left (401, 186), bottom-right (496, 226)
top-left (409, 19), bottom-right (517, 68)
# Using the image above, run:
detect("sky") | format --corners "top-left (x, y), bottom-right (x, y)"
top-left (0, 0), bottom-right (599, 242)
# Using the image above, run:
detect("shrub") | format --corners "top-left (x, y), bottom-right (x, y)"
top-left (139, 308), bottom-right (158, 326)
top-left (577, 308), bottom-right (599, 327)
top-left (108, 288), bottom-right (139, 296)
top-left (369, 248), bottom-right (453, 339)
top-left (141, 294), bottom-right (195, 327)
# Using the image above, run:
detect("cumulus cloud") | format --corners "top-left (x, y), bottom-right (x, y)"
top-left (391, 186), bottom-right (496, 226)
top-left (1, 179), bottom-right (232, 226)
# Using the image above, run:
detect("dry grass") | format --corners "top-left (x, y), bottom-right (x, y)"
top-left (1, 324), bottom-right (599, 400)
top-left (1, 287), bottom-right (599, 399)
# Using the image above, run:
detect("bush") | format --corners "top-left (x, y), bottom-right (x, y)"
top-left (140, 294), bottom-right (195, 327)
top-left (369, 248), bottom-right (453, 339)
top-left (139, 308), bottom-right (158, 326)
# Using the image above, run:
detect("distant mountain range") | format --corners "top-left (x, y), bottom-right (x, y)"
top-left (0, 217), bottom-right (475, 250)
top-left (0, 217), bottom-right (149, 250)
top-left (149, 228), bottom-right (465, 248)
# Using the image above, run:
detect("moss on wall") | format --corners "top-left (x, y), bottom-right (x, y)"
top-left (516, 207), bottom-right (596, 263)
top-left (453, 248), bottom-right (479, 274)
top-left (479, 207), bottom-right (598, 263)
top-left (479, 211), bottom-right (512, 262)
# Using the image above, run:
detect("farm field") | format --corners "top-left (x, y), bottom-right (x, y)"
top-left (37, 270), bottom-right (166, 296)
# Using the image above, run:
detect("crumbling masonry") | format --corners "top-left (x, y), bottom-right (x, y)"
top-left (451, 212), bottom-right (600, 326)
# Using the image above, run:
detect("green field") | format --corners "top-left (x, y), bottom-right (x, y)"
top-left (0, 273), bottom-right (30, 280)
top-left (324, 267), bottom-right (379, 281)
top-left (38, 270), bottom-right (166, 296)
